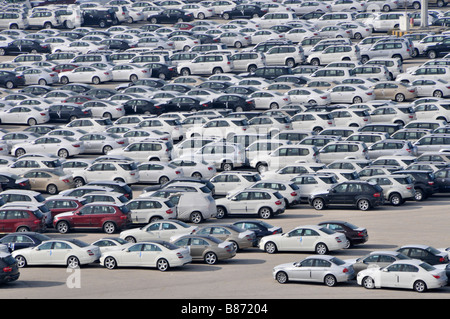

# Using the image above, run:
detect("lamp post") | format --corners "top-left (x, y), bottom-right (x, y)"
top-left (421, 0), bottom-right (428, 28)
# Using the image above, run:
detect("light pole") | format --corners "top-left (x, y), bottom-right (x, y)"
top-left (421, 0), bottom-right (428, 28)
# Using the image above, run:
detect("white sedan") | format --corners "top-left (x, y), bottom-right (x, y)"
top-left (328, 84), bottom-right (375, 104)
top-left (111, 64), bottom-right (152, 82)
top-left (357, 259), bottom-right (448, 293)
top-left (100, 241), bottom-right (192, 271)
top-left (11, 136), bottom-right (84, 158)
top-left (91, 237), bottom-right (134, 254)
top-left (249, 91), bottom-right (290, 110)
top-left (259, 224), bottom-right (347, 254)
top-left (59, 66), bottom-right (113, 85)
top-left (119, 220), bottom-right (198, 243)
top-left (12, 239), bottom-right (101, 269)
top-left (137, 162), bottom-right (184, 184)
top-left (21, 67), bottom-right (59, 86)
top-left (0, 105), bottom-right (50, 126)
top-left (286, 88), bottom-right (331, 105)
top-left (411, 79), bottom-right (450, 98)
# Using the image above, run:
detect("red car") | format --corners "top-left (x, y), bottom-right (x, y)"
top-left (52, 64), bottom-right (79, 74)
top-left (53, 203), bottom-right (130, 234)
top-left (0, 206), bottom-right (46, 233)
top-left (44, 196), bottom-right (86, 220)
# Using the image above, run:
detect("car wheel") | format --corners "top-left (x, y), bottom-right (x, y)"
top-left (389, 193), bottom-right (403, 206)
top-left (270, 102), bottom-right (279, 109)
top-left (324, 274), bottom-right (337, 287)
top-left (222, 13), bottom-right (230, 19)
top-left (353, 96), bottom-right (363, 104)
top-left (414, 188), bottom-right (425, 201)
top-left (157, 258), bottom-right (169, 271)
top-left (130, 74), bottom-right (138, 82)
top-left (92, 76), bottom-right (101, 85)
top-left (216, 206), bottom-right (227, 219)
top-left (362, 276), bottom-right (375, 289)
top-left (38, 78), bottom-right (47, 86)
top-left (395, 93), bottom-right (405, 102)
top-left (191, 172), bottom-right (202, 179)
top-left (56, 221), bottom-right (70, 234)
top-left (204, 252), bottom-right (217, 265)
top-left (198, 12), bottom-right (205, 19)
top-left (343, 238), bottom-right (352, 249)
top-left (0, 48), bottom-right (5, 56)
top-left (258, 207), bottom-right (272, 219)
top-left (234, 41), bottom-right (242, 48)
top-left (150, 216), bottom-right (161, 223)
top-left (181, 68), bottom-right (190, 76)
top-left (275, 271), bottom-right (288, 284)
top-left (190, 211), bottom-right (203, 224)
top-left (27, 118), bottom-right (37, 126)
top-left (413, 1), bottom-right (420, 9)
top-left (104, 256), bottom-right (117, 269)
top-left (264, 241), bottom-right (277, 254)
top-left (15, 148), bottom-right (26, 157)
top-left (286, 58), bottom-right (295, 67)
top-left (5, 81), bottom-right (15, 89)
top-left (58, 148), bottom-right (69, 158)
top-left (60, 76), bottom-right (69, 85)
top-left (213, 67), bottom-right (223, 74)
top-left (103, 221), bottom-right (116, 234)
top-left (357, 199), bottom-right (370, 211)
top-left (361, 55), bottom-right (369, 64)
top-left (102, 145), bottom-right (112, 154)
top-left (67, 256), bottom-right (80, 269)
top-left (312, 198), bottom-right (325, 210)
top-left (150, 18), bottom-right (157, 24)
top-left (413, 280), bottom-right (427, 293)
top-left (16, 226), bottom-right (29, 232)
top-left (248, 65), bottom-right (257, 73)
top-left (256, 163), bottom-right (268, 174)
top-left (46, 184), bottom-right (58, 195)
top-left (437, 0), bottom-right (445, 6)
top-left (427, 50), bottom-right (437, 59)
top-left (99, 19), bottom-right (107, 28)
top-left (44, 22), bottom-right (52, 29)
top-left (382, 4), bottom-right (390, 11)
top-left (315, 243), bottom-right (328, 255)
top-left (74, 177), bottom-right (85, 188)
top-left (354, 32), bottom-right (362, 40)
top-left (221, 162), bottom-right (233, 171)
top-left (159, 176), bottom-right (169, 184)
top-left (310, 58), bottom-right (320, 66)
top-left (15, 255), bottom-right (27, 268)
top-left (433, 90), bottom-right (443, 98)
top-left (125, 236), bottom-right (136, 243)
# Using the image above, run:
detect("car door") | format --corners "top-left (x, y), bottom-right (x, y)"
top-left (227, 191), bottom-right (250, 215)
top-left (327, 183), bottom-right (351, 205)
top-left (138, 243), bottom-right (162, 267)
top-left (210, 226), bottom-right (232, 242)
top-left (290, 258), bottom-right (314, 281)
top-left (435, 169), bottom-right (450, 192)
top-left (379, 263), bottom-right (404, 288)
top-left (30, 241), bottom-right (55, 265)
top-left (50, 241), bottom-right (72, 265)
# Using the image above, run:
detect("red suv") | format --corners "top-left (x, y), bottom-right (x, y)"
top-left (0, 207), bottom-right (46, 233)
top-left (44, 196), bottom-right (87, 220)
top-left (53, 203), bottom-right (130, 234)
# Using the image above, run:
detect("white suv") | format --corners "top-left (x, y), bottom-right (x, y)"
top-left (177, 54), bottom-right (234, 76)
top-left (318, 141), bottom-right (369, 164)
top-left (126, 198), bottom-right (176, 224)
top-left (307, 45), bottom-right (361, 66)
top-left (27, 10), bottom-right (63, 29)
top-left (108, 140), bottom-right (173, 162)
top-left (210, 171), bottom-right (261, 196)
top-left (230, 52), bottom-right (266, 73)
top-left (185, 118), bottom-right (249, 140)
top-left (72, 160), bottom-right (139, 186)
top-left (264, 45), bottom-right (304, 68)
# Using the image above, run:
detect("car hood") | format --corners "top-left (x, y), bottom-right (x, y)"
top-left (54, 211), bottom-right (76, 219)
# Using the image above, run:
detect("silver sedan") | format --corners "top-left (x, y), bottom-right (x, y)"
top-left (273, 255), bottom-right (355, 287)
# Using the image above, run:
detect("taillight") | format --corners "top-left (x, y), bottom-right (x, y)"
top-left (62, 179), bottom-right (70, 183)
top-left (342, 268), bottom-right (348, 273)
top-left (177, 252), bottom-right (184, 258)
top-left (290, 192), bottom-right (297, 196)
top-left (275, 200), bottom-right (282, 205)
top-left (3, 267), bottom-right (13, 273)
top-left (208, 167), bottom-right (213, 171)
top-left (87, 250), bottom-right (94, 256)
top-left (433, 275), bottom-right (441, 279)
top-left (166, 209), bottom-right (174, 214)
top-left (357, 231), bottom-right (364, 237)
top-left (373, 193), bottom-right (381, 197)
top-left (428, 181), bottom-right (434, 185)
top-left (335, 237), bottom-right (342, 243)
top-left (72, 144), bottom-right (80, 147)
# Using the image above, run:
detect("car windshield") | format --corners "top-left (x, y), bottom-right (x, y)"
top-left (159, 241), bottom-right (180, 250)
top-left (419, 262), bottom-right (436, 272)
top-left (66, 239), bottom-right (89, 248)
top-left (319, 227), bottom-right (335, 235)
top-left (330, 257), bottom-right (346, 266)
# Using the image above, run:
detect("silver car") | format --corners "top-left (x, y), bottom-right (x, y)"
top-left (366, 174), bottom-right (415, 206)
top-left (273, 255), bottom-right (355, 286)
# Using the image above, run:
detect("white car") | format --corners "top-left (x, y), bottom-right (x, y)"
top-left (290, 173), bottom-right (339, 202)
top-left (247, 180), bottom-right (301, 207)
top-left (111, 64), bottom-right (152, 82)
top-left (329, 108), bottom-right (372, 127)
top-left (286, 88), bottom-right (331, 106)
top-left (209, 171), bottom-right (261, 196)
top-left (248, 91), bottom-right (290, 110)
top-left (59, 66), bottom-right (113, 85)
top-left (90, 237), bottom-right (133, 254)
top-left (266, 145), bottom-right (321, 170)
top-left (11, 136), bottom-right (84, 159)
top-left (125, 197), bottom-right (176, 224)
top-left (357, 259), bottom-right (448, 292)
top-left (137, 162), bottom-right (183, 184)
top-left (185, 118), bottom-right (249, 140)
top-left (119, 220), bottom-right (197, 243)
top-left (100, 240), bottom-right (191, 271)
top-left (0, 106), bottom-right (49, 126)
top-left (411, 79), bottom-right (450, 98)
top-left (259, 224), bottom-right (347, 254)
top-left (12, 239), bottom-right (101, 269)
top-left (78, 132), bottom-right (128, 155)
top-left (21, 68), bottom-right (58, 86)
top-left (177, 54), bottom-right (234, 76)
top-left (284, 28), bottom-right (319, 44)
top-left (169, 159), bottom-right (216, 179)
top-left (81, 100), bottom-right (125, 120)
top-left (290, 112), bottom-right (335, 132)
top-left (307, 45), bottom-right (361, 66)
top-left (250, 30), bottom-right (285, 45)
top-left (72, 160), bottom-right (139, 187)
top-left (107, 140), bottom-right (172, 162)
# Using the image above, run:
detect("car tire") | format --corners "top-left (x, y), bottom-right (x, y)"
top-left (270, 102), bottom-right (279, 109)
top-left (67, 256), bottom-right (80, 269)
top-left (102, 145), bottom-right (112, 154)
top-left (213, 67), bottom-right (223, 74)
top-left (264, 241), bottom-right (277, 254)
top-left (103, 221), bottom-right (116, 234)
top-left (216, 206), bottom-right (227, 219)
top-left (433, 90), bottom-right (443, 98)
top-left (15, 148), bottom-right (26, 157)
top-left (104, 256), bottom-right (117, 269)
top-left (414, 188), bottom-right (425, 201)
top-left (190, 211), bottom-right (203, 224)
top-left (27, 118), bottom-right (37, 126)
top-left (157, 258), bottom-right (169, 271)
top-left (324, 274), bottom-right (337, 287)
top-left (256, 162), bottom-right (268, 173)
top-left (312, 198), bottom-right (325, 210)
top-left (222, 13), bottom-right (230, 19)
top-left (389, 193), bottom-right (403, 206)
top-left (221, 162), bottom-right (233, 171)
top-left (427, 50), bottom-right (437, 59)
top-left (234, 41), bottom-right (242, 48)
top-left (413, 280), bottom-right (427, 293)
top-left (58, 148), bottom-right (69, 158)
top-left (258, 207), bottom-right (272, 219)
top-left (357, 199), bottom-right (370, 211)
top-left (125, 236), bottom-right (136, 243)
top-left (286, 58), bottom-right (295, 67)
top-left (46, 184), bottom-right (58, 195)
top-left (130, 74), bottom-right (138, 82)
top-left (15, 255), bottom-right (27, 268)
top-left (159, 176), bottom-right (169, 184)
top-left (315, 243), bottom-right (328, 255)
top-left (310, 58), bottom-right (320, 66)
top-left (56, 221), bottom-right (70, 234)
top-left (60, 76), bottom-right (69, 84)
top-left (181, 68), bottom-right (190, 76)
top-left (275, 271), bottom-right (288, 284)
top-left (204, 252), bottom-right (217, 265)
top-left (73, 177), bottom-right (85, 188)
top-left (395, 93), bottom-right (405, 102)
top-left (0, 48), bottom-right (5, 56)
top-left (92, 76), bottom-right (101, 85)
top-left (38, 79), bottom-right (47, 86)
top-left (353, 96), bottom-right (363, 104)
top-left (362, 276), bottom-right (375, 289)
top-left (5, 81), bottom-right (15, 89)
top-left (16, 226), bottom-right (29, 232)
top-left (191, 172), bottom-right (202, 179)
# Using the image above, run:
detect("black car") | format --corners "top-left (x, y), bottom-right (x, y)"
top-left (309, 181), bottom-right (384, 211)
top-left (197, 81), bottom-right (232, 92)
top-left (85, 88), bottom-right (118, 99)
top-left (0, 172), bottom-right (31, 191)
top-left (0, 70), bottom-right (25, 89)
top-left (0, 39), bottom-right (51, 56)
top-left (192, 33), bottom-right (216, 44)
top-left (0, 232), bottom-right (51, 252)
top-left (396, 245), bottom-right (449, 265)
top-left (206, 94), bottom-right (255, 112)
top-left (248, 66), bottom-right (294, 80)
top-left (48, 103), bottom-right (92, 122)
top-left (232, 220), bottom-right (282, 246)
top-left (99, 39), bottom-right (133, 51)
top-left (86, 180), bottom-right (133, 200)
top-left (423, 37), bottom-right (450, 58)
top-left (225, 86), bottom-right (258, 96)
top-left (222, 4), bottom-right (267, 19)
top-left (156, 96), bottom-right (208, 113)
top-left (147, 9), bottom-right (194, 24)
top-left (0, 252), bottom-right (19, 284)
top-left (145, 62), bottom-right (177, 81)
top-left (129, 78), bottom-right (166, 89)
top-left (392, 170), bottom-right (438, 201)
top-left (123, 98), bottom-right (160, 115)
top-left (434, 168), bottom-right (450, 193)
top-left (82, 8), bottom-right (118, 28)
top-left (19, 85), bottom-right (53, 96)
top-left (318, 220), bottom-right (369, 248)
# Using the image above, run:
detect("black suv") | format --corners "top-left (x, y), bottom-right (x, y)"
top-left (309, 181), bottom-right (384, 211)
top-left (81, 8), bottom-right (118, 28)
top-left (247, 66), bottom-right (293, 80)
top-left (392, 170), bottom-right (438, 201)
top-left (0, 252), bottom-right (19, 284)
top-left (434, 168), bottom-right (450, 193)
top-left (423, 36), bottom-right (450, 59)
top-left (221, 4), bottom-right (267, 19)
